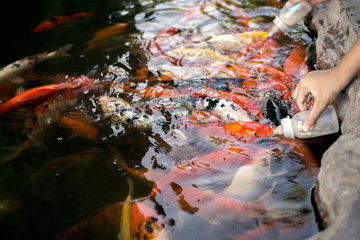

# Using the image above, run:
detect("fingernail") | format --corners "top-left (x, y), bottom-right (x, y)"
top-left (303, 124), bottom-right (311, 132)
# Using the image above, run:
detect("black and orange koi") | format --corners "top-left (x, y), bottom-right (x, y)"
top-left (34, 12), bottom-right (103, 32)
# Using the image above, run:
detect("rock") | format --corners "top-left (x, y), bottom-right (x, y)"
top-left (306, 0), bottom-right (360, 239)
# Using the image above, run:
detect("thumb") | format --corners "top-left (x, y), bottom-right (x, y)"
top-left (303, 102), bottom-right (326, 132)
top-left (285, 0), bottom-right (303, 7)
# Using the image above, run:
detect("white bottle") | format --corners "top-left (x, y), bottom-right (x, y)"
top-left (274, 105), bottom-right (339, 139)
top-left (269, 1), bottom-right (312, 36)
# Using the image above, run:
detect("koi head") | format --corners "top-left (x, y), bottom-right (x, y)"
top-left (99, 96), bottom-right (154, 128)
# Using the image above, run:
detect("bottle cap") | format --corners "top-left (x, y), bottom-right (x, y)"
top-left (281, 116), bottom-right (295, 139)
top-left (273, 16), bottom-right (289, 32)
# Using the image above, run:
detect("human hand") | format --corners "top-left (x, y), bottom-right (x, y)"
top-left (292, 69), bottom-right (342, 132)
top-left (285, 0), bottom-right (326, 7)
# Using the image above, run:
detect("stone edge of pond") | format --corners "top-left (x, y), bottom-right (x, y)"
top-left (307, 0), bottom-right (360, 239)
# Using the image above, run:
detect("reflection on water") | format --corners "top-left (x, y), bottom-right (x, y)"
top-left (0, 0), bottom-right (323, 239)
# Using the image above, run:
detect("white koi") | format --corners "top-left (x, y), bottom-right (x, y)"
top-left (207, 31), bottom-right (268, 51)
top-left (0, 44), bottom-right (72, 83)
top-left (194, 96), bottom-right (251, 123)
top-left (166, 47), bottom-right (234, 63)
top-left (99, 96), bottom-right (155, 129)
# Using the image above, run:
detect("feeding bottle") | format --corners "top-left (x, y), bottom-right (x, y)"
top-left (273, 105), bottom-right (339, 139)
top-left (269, 1), bottom-right (312, 36)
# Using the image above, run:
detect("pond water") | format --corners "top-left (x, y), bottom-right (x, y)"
top-left (0, 0), bottom-right (331, 239)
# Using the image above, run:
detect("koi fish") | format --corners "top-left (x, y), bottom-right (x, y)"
top-left (0, 76), bottom-right (94, 114)
top-left (85, 23), bottom-right (128, 51)
top-left (58, 113), bottom-right (98, 140)
top-left (249, 63), bottom-right (297, 89)
top-left (207, 31), bottom-right (269, 52)
top-left (34, 12), bottom-right (102, 32)
top-left (194, 96), bottom-right (251, 123)
top-left (193, 89), bottom-right (263, 119)
top-left (130, 201), bottom-right (167, 239)
top-left (0, 199), bottom-right (23, 218)
top-left (249, 37), bottom-right (280, 63)
top-left (149, 145), bottom-right (274, 225)
top-left (55, 203), bottom-right (122, 240)
top-left (99, 96), bottom-right (155, 129)
top-left (223, 121), bottom-right (274, 137)
top-left (0, 44), bottom-right (72, 83)
top-left (221, 149), bottom-right (280, 201)
top-left (119, 177), bottom-right (133, 240)
top-left (0, 84), bottom-right (68, 114)
top-left (283, 44), bottom-right (309, 79)
top-left (166, 47), bottom-right (234, 64)
top-left (108, 145), bottom-right (165, 183)
top-left (32, 149), bottom-right (94, 178)
top-left (121, 83), bottom-right (180, 98)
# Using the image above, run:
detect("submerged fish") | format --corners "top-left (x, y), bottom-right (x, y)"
top-left (166, 47), bottom-right (234, 63)
top-left (99, 96), bottom-right (155, 129)
top-left (0, 44), bottom-right (72, 83)
top-left (100, 95), bottom-right (253, 130)
top-left (0, 76), bottom-right (94, 114)
top-left (119, 177), bottom-right (133, 240)
top-left (207, 31), bottom-right (269, 51)
top-left (34, 12), bottom-right (102, 32)
top-left (85, 23), bottom-right (128, 51)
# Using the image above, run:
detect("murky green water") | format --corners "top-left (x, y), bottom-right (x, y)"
top-left (0, 0), bottom-right (330, 239)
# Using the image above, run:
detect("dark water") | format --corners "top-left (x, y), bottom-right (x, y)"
top-left (0, 0), bottom-right (327, 239)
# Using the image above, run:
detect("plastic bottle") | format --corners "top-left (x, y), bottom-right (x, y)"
top-left (273, 105), bottom-right (339, 139)
top-left (269, 1), bottom-right (312, 36)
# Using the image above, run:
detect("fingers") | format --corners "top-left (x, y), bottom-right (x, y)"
top-left (303, 101), bottom-right (326, 132)
top-left (293, 84), bottom-right (310, 112)
top-left (285, 0), bottom-right (304, 7)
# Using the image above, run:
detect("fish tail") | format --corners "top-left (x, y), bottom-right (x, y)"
top-left (119, 177), bottom-right (133, 240)
top-left (49, 44), bottom-right (73, 58)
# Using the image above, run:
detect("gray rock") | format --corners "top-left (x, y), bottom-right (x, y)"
top-left (305, 0), bottom-right (360, 239)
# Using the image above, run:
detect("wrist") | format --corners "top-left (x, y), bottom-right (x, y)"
top-left (332, 65), bottom-right (355, 91)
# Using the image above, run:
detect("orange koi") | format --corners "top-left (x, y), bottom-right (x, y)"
top-left (250, 37), bottom-right (280, 63)
top-left (0, 76), bottom-right (96, 114)
top-left (283, 44), bottom-right (310, 79)
top-left (34, 12), bottom-right (102, 32)
top-left (133, 66), bottom-right (160, 82)
top-left (85, 23), bottom-right (128, 51)
top-left (223, 121), bottom-right (274, 137)
top-left (266, 77), bottom-right (291, 91)
top-left (233, 40), bottom-right (264, 58)
top-left (0, 84), bottom-right (68, 114)
top-left (226, 63), bottom-right (253, 78)
top-left (122, 83), bottom-right (180, 98)
top-left (148, 27), bottom-right (180, 65)
top-left (58, 113), bottom-right (98, 140)
top-left (249, 63), bottom-right (297, 89)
